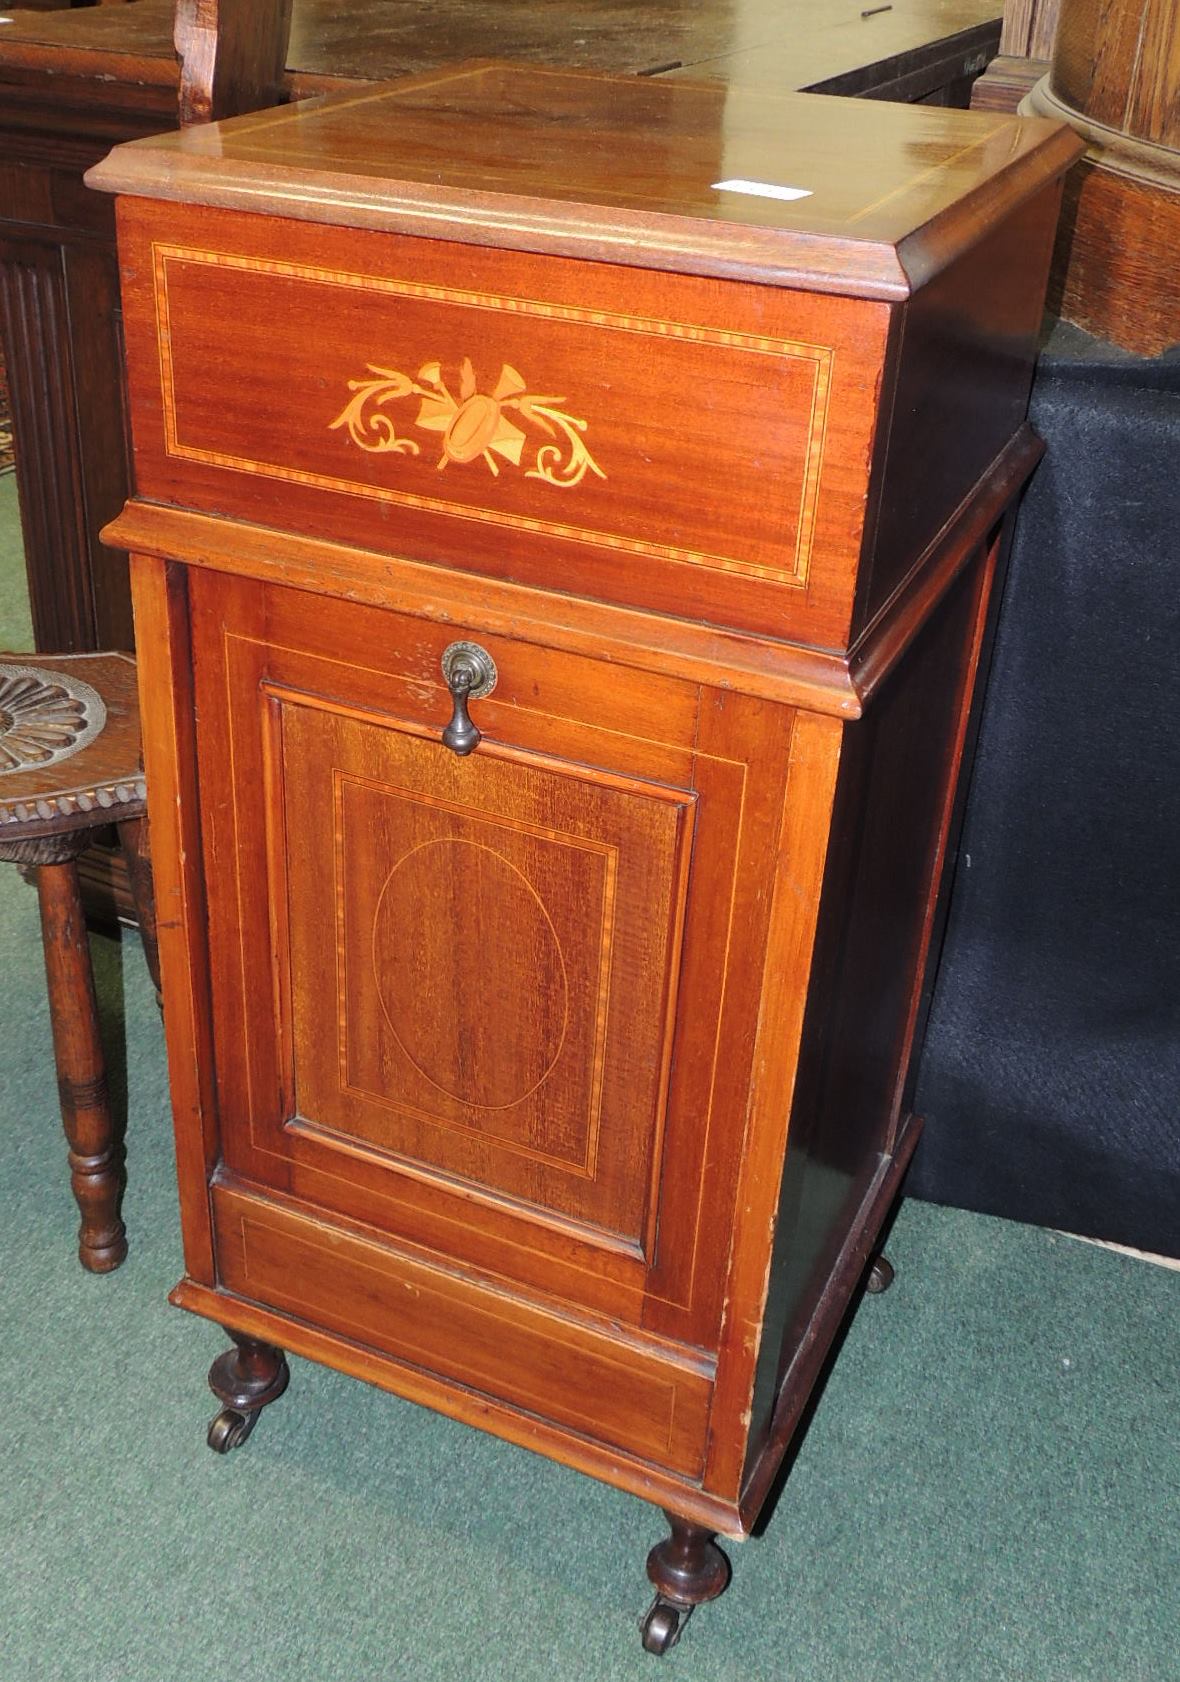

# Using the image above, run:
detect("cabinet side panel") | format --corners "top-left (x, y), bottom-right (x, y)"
top-left (702, 707), bottom-right (844, 1500)
top-left (128, 553), bottom-right (219, 1283)
top-left (744, 540), bottom-right (993, 1481)
top-left (855, 182), bottom-right (1060, 634)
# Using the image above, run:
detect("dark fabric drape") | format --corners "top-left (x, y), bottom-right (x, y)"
top-left (910, 324), bottom-right (1180, 1257)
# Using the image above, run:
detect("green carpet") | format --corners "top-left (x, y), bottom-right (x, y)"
top-left (0, 471), bottom-right (1176, 1681)
top-left (0, 474), bottom-right (32, 643)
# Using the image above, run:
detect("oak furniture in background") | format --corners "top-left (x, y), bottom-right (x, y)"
top-left (171, 0), bottom-right (292, 126)
top-left (1024, 0), bottom-right (1180, 354)
top-left (999, 0), bottom-right (1060, 56)
top-left (91, 66), bottom-right (1076, 1650)
top-left (970, 0), bottom-right (1059, 111)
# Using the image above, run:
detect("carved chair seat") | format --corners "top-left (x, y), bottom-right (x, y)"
top-left (0, 652), bottom-right (158, 1272)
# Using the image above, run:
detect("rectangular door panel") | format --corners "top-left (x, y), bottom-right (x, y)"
top-left (280, 695), bottom-right (695, 1251)
top-left (188, 569), bottom-right (798, 1347)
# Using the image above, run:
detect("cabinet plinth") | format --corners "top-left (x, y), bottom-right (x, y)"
top-left (91, 64), bottom-right (1078, 1646)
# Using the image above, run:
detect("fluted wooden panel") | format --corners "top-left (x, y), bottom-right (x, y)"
top-left (0, 243), bottom-right (94, 652)
top-left (0, 237), bottom-right (132, 653)
top-left (0, 242), bottom-right (135, 928)
top-left (998, 0), bottom-right (1060, 58)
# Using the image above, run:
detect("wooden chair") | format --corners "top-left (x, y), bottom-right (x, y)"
top-left (0, 652), bottom-right (158, 1270)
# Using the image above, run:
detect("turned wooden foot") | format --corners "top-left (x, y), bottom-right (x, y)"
top-left (866, 1253), bottom-right (895, 1294)
top-left (35, 854), bottom-right (127, 1273)
top-left (207, 1331), bottom-right (290, 1452)
top-left (640, 1512), bottom-right (731, 1655)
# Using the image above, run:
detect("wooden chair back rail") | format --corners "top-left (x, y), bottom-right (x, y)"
top-left (174, 0), bottom-right (294, 127)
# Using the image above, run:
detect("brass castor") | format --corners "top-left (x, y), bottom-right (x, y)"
top-left (206, 1406), bottom-right (260, 1453)
top-left (641, 1512), bottom-right (730, 1655)
top-left (866, 1254), bottom-right (895, 1294)
top-left (205, 1331), bottom-right (289, 1452)
top-left (640, 1596), bottom-right (690, 1656)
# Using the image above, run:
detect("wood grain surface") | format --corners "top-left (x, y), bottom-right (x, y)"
top-left (1023, 0), bottom-right (1180, 353)
top-left (95, 67), bottom-right (1075, 1605)
top-left (173, 0), bottom-right (293, 126)
top-left (89, 64), bottom-right (1077, 296)
top-left (0, 1), bottom-right (1002, 98)
top-left (1050, 0), bottom-right (1180, 146)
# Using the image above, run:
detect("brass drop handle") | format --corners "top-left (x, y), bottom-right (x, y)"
top-left (440, 641), bottom-right (497, 756)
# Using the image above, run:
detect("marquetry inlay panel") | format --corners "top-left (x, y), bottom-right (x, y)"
top-left (150, 241), bottom-right (832, 589)
top-left (332, 357), bottom-right (605, 488)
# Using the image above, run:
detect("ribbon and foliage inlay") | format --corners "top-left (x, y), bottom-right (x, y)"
top-left (330, 359), bottom-right (606, 488)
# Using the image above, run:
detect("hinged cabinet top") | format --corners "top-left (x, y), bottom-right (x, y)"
top-left (86, 61), bottom-right (1078, 298)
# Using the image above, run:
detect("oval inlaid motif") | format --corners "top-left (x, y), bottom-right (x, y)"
top-left (372, 838), bottom-right (569, 1111)
top-left (0, 665), bottom-right (107, 775)
top-left (443, 394), bottom-right (504, 464)
top-left (331, 357), bottom-right (605, 486)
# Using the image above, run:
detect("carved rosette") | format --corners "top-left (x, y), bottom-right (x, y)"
top-left (0, 665), bottom-right (107, 773)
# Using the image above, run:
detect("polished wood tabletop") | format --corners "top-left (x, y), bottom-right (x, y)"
top-left (90, 62), bottom-right (1077, 297)
top-left (666, 0), bottom-right (1000, 90)
top-left (0, 0), bottom-right (1001, 98)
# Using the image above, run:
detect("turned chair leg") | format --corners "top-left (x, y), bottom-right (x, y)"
top-left (34, 853), bottom-right (127, 1273)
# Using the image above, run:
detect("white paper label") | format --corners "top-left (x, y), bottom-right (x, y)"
top-left (711, 178), bottom-right (812, 202)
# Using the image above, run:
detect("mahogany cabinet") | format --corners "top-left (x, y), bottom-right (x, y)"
top-left (90, 66), bottom-right (1078, 1653)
